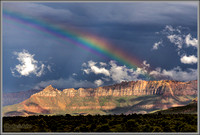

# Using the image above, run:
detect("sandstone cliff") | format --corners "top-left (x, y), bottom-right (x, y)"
top-left (3, 80), bottom-right (197, 116)
top-left (62, 80), bottom-right (197, 97)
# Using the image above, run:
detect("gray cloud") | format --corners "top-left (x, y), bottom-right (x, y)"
top-left (150, 66), bottom-right (197, 81)
top-left (3, 2), bottom-right (197, 26)
top-left (34, 77), bottom-right (95, 89)
top-left (3, 2), bottom-right (197, 93)
top-left (3, 3), bottom-right (72, 21)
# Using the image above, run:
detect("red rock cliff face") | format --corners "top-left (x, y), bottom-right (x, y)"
top-left (3, 80), bottom-right (197, 116)
top-left (63, 80), bottom-right (197, 97)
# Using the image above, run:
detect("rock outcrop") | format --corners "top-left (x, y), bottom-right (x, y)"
top-left (32, 85), bottom-right (62, 97)
top-left (3, 80), bottom-right (197, 116)
top-left (62, 80), bottom-right (197, 97)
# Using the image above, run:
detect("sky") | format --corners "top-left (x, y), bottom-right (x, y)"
top-left (2, 2), bottom-right (198, 93)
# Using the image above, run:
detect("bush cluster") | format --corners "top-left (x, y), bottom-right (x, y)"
top-left (3, 113), bottom-right (197, 132)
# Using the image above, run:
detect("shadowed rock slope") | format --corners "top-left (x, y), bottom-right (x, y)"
top-left (153, 97), bottom-right (198, 114)
top-left (3, 80), bottom-right (197, 116)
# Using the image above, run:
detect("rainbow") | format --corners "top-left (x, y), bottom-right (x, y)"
top-left (3, 8), bottom-right (153, 79)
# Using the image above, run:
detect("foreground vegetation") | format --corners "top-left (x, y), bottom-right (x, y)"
top-left (3, 113), bottom-right (197, 132)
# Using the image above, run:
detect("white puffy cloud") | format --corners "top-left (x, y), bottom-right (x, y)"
top-left (82, 60), bottom-right (149, 84)
top-left (81, 59), bottom-right (197, 87)
top-left (158, 25), bottom-right (181, 36)
top-left (153, 25), bottom-right (198, 65)
top-left (94, 79), bottom-right (104, 86)
top-left (152, 41), bottom-right (162, 50)
top-left (109, 60), bottom-right (137, 83)
top-left (81, 59), bottom-right (195, 85)
top-left (150, 66), bottom-right (197, 81)
top-left (167, 34), bottom-right (183, 49)
top-left (149, 67), bottom-right (162, 76)
top-left (83, 60), bottom-right (110, 76)
top-left (11, 49), bottom-right (49, 77)
top-left (185, 34), bottom-right (198, 47)
top-left (110, 61), bottom-right (149, 82)
top-left (34, 77), bottom-right (95, 89)
top-left (165, 25), bottom-right (182, 33)
top-left (100, 62), bottom-right (107, 67)
top-left (83, 69), bottom-right (90, 74)
top-left (91, 66), bottom-right (110, 76)
top-left (180, 55), bottom-right (198, 64)
top-left (135, 67), bottom-right (146, 75)
top-left (88, 60), bottom-right (97, 67)
top-left (154, 25), bottom-right (198, 51)
top-left (142, 60), bottom-right (150, 68)
top-left (153, 25), bottom-right (185, 51)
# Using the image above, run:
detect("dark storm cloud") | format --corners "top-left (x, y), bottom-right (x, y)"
top-left (4, 2), bottom-right (197, 26)
top-left (2, 2), bottom-right (198, 92)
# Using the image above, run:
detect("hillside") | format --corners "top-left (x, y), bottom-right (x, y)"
top-left (153, 97), bottom-right (198, 114)
top-left (3, 80), bottom-right (197, 116)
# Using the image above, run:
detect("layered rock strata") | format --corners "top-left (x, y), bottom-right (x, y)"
top-left (56, 80), bottom-right (197, 97)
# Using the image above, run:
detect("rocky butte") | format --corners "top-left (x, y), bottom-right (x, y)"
top-left (3, 80), bottom-right (197, 116)
top-left (62, 80), bottom-right (197, 97)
